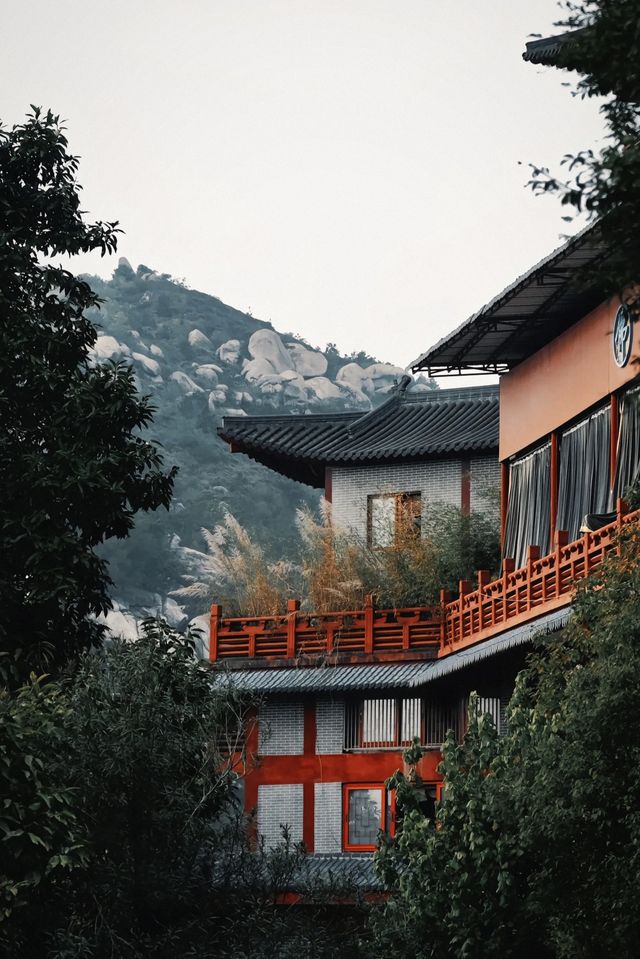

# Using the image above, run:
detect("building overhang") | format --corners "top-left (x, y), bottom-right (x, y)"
top-left (410, 225), bottom-right (608, 377)
top-left (211, 607), bottom-right (571, 694)
top-left (218, 384), bottom-right (499, 486)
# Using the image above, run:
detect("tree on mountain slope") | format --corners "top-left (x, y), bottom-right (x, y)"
top-left (0, 108), bottom-right (176, 685)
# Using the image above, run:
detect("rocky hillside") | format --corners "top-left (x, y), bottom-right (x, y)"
top-left (87, 259), bottom-right (431, 638)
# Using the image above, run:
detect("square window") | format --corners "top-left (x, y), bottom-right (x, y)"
top-left (367, 492), bottom-right (421, 548)
top-left (344, 784), bottom-right (386, 851)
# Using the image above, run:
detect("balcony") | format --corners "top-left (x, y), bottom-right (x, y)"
top-left (209, 502), bottom-right (638, 667)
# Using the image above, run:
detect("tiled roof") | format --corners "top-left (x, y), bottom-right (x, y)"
top-left (218, 382), bottom-right (499, 487)
top-left (522, 28), bottom-right (588, 66)
top-left (411, 224), bottom-right (608, 376)
top-left (212, 607), bottom-right (571, 693)
top-left (211, 851), bottom-right (381, 892)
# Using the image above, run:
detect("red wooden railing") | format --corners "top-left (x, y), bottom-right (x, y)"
top-left (210, 503), bottom-right (639, 665)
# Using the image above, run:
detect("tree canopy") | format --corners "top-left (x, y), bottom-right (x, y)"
top-left (372, 523), bottom-right (640, 959)
top-left (529, 0), bottom-right (640, 301)
top-left (0, 108), bottom-right (176, 683)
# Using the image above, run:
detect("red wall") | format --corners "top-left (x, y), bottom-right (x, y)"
top-left (500, 297), bottom-right (638, 461)
top-left (244, 704), bottom-right (441, 853)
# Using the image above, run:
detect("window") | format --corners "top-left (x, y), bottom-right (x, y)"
top-left (344, 696), bottom-right (459, 750)
top-left (367, 492), bottom-right (421, 548)
top-left (343, 783), bottom-right (392, 851)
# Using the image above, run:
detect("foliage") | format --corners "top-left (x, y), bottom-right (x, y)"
top-left (529, 0), bottom-right (640, 304)
top-left (370, 524), bottom-right (640, 958)
top-left (177, 499), bottom-right (500, 616)
top-left (0, 108), bottom-right (175, 684)
top-left (2, 622), bottom-right (366, 957)
top-left (5, 621), bottom-right (251, 956)
top-left (0, 679), bottom-right (86, 940)
top-left (172, 513), bottom-right (298, 616)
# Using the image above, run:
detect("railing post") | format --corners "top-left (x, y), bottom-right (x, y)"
top-left (287, 599), bottom-right (300, 658)
top-left (364, 593), bottom-right (374, 654)
top-left (458, 581), bottom-right (472, 639)
top-left (527, 546), bottom-right (540, 612)
top-left (210, 603), bottom-right (221, 662)
top-left (554, 530), bottom-right (568, 598)
top-left (477, 570), bottom-right (490, 632)
top-left (439, 589), bottom-right (451, 649)
top-left (502, 558), bottom-right (515, 624)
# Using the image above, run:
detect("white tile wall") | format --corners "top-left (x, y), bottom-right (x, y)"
top-left (331, 458), bottom-right (490, 538)
top-left (258, 700), bottom-right (304, 755)
top-left (314, 782), bottom-right (343, 853)
top-left (257, 784), bottom-right (304, 847)
top-left (316, 699), bottom-right (345, 754)
top-left (470, 455), bottom-right (501, 515)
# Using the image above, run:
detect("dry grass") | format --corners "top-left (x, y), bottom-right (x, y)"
top-left (173, 499), bottom-right (501, 617)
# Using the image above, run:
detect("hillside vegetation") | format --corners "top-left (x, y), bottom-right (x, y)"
top-left (89, 260), bottom-right (421, 632)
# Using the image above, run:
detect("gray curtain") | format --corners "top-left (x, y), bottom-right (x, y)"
top-left (557, 406), bottom-right (610, 543)
top-left (612, 385), bottom-right (640, 505)
top-left (503, 443), bottom-right (551, 568)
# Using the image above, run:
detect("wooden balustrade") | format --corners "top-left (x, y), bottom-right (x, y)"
top-left (210, 504), bottom-right (639, 666)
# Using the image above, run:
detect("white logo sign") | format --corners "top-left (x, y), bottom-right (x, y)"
top-left (613, 305), bottom-right (633, 368)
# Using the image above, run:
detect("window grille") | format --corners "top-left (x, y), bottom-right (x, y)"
top-left (344, 696), bottom-right (458, 750)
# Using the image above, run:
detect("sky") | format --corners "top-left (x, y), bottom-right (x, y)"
top-left (3, 1), bottom-right (604, 372)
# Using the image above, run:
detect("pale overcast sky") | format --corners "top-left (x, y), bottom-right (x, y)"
top-left (3, 1), bottom-right (603, 371)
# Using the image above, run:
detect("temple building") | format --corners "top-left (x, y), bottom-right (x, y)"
top-left (211, 220), bottom-right (639, 873)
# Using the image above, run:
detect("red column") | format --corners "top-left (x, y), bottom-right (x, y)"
top-left (303, 702), bottom-right (316, 852)
top-left (610, 392), bottom-right (619, 490)
top-left (500, 461), bottom-right (509, 551)
top-left (550, 432), bottom-right (559, 548)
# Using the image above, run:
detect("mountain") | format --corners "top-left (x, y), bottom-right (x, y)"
top-left (86, 258), bottom-right (431, 637)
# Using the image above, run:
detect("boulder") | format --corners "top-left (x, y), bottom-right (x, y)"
top-left (208, 387), bottom-right (229, 412)
top-left (163, 597), bottom-right (189, 631)
top-left (192, 363), bottom-right (220, 385)
top-left (233, 390), bottom-right (254, 405)
top-left (93, 335), bottom-right (130, 361)
top-left (149, 344), bottom-right (163, 357)
top-left (170, 371), bottom-right (204, 394)
top-left (189, 614), bottom-right (210, 660)
top-left (217, 338), bottom-right (241, 365)
top-left (188, 329), bottom-right (214, 352)
top-left (287, 342), bottom-right (328, 377)
top-left (364, 362), bottom-right (405, 382)
top-left (242, 357), bottom-right (277, 383)
top-left (99, 604), bottom-right (140, 641)
top-left (284, 379), bottom-right (307, 402)
top-left (305, 376), bottom-right (342, 401)
top-left (132, 352), bottom-right (162, 376)
top-left (334, 364), bottom-right (372, 403)
top-left (248, 329), bottom-right (293, 374)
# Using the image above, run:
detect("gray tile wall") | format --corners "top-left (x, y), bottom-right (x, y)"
top-left (314, 782), bottom-right (343, 853)
top-left (316, 698), bottom-right (345, 754)
top-left (257, 783), bottom-right (304, 847)
top-left (258, 700), bottom-right (304, 755)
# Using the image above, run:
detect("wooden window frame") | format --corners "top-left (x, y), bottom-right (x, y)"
top-left (343, 783), bottom-right (394, 852)
top-left (367, 491), bottom-right (422, 549)
top-left (355, 696), bottom-right (424, 750)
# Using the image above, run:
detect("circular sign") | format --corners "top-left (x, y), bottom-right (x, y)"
top-left (613, 305), bottom-right (633, 368)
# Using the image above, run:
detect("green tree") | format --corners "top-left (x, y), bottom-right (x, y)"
top-left (371, 524), bottom-right (640, 958)
top-left (529, 0), bottom-right (640, 301)
top-left (7, 622), bottom-right (249, 956)
top-left (0, 678), bottom-right (86, 945)
top-left (0, 109), bottom-right (176, 684)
